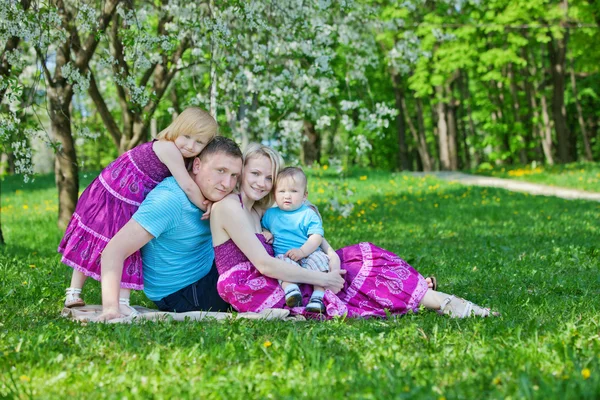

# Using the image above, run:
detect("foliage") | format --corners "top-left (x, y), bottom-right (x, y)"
top-left (1, 170), bottom-right (599, 398)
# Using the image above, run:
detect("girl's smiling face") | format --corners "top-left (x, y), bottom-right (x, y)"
top-left (174, 133), bottom-right (210, 158)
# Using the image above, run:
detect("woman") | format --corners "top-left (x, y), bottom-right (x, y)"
top-left (210, 144), bottom-right (497, 318)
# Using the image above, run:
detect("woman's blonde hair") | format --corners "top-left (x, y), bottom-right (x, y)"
top-left (156, 107), bottom-right (218, 142)
top-left (243, 143), bottom-right (284, 212)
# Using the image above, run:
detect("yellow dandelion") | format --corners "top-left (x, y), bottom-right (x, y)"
top-left (29, 264), bottom-right (36, 269)
top-left (22, 281), bottom-right (28, 285)
top-left (322, 165), bottom-right (328, 170)
top-left (23, 205), bottom-right (29, 210)
top-left (263, 341), bottom-right (272, 348)
top-left (19, 375), bottom-right (30, 382)
top-left (492, 376), bottom-right (501, 385)
top-left (582, 368), bottom-right (591, 379)
top-left (359, 176), bottom-right (367, 181)
top-left (317, 188), bottom-right (325, 194)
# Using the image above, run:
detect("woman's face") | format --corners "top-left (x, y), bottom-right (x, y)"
top-left (241, 155), bottom-right (274, 202)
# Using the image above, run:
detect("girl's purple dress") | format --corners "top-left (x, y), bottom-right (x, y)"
top-left (214, 234), bottom-right (429, 318)
top-left (58, 142), bottom-right (170, 290)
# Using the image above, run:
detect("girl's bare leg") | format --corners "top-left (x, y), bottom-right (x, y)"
top-left (69, 269), bottom-right (87, 290)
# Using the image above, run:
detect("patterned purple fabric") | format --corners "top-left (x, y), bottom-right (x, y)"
top-left (58, 141), bottom-right (171, 289)
top-left (214, 234), bottom-right (429, 318)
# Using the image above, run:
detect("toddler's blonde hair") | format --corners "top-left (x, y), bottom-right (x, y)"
top-left (156, 107), bottom-right (217, 142)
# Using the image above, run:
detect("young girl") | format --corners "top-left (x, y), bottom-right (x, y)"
top-left (58, 107), bottom-right (217, 311)
top-left (261, 167), bottom-right (330, 313)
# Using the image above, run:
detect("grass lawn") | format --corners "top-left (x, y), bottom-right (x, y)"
top-left (472, 162), bottom-right (600, 192)
top-left (1, 168), bottom-right (599, 399)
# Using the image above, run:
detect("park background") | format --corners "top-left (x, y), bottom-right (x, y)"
top-left (1, 0), bottom-right (599, 398)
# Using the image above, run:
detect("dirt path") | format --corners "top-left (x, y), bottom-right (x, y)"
top-left (410, 172), bottom-right (600, 202)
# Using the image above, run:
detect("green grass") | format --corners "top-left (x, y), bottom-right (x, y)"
top-left (1, 168), bottom-right (599, 399)
top-left (472, 162), bottom-right (600, 192)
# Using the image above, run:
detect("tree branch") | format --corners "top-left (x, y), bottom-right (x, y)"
top-left (74, 0), bottom-right (121, 71)
top-left (34, 47), bottom-right (54, 87)
top-left (88, 70), bottom-right (122, 147)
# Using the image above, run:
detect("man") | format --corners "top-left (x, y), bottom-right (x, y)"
top-left (98, 137), bottom-right (243, 320)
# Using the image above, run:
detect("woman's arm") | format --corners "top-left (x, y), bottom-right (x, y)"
top-left (211, 199), bottom-right (345, 292)
top-left (321, 237), bottom-right (341, 272)
top-left (153, 141), bottom-right (210, 215)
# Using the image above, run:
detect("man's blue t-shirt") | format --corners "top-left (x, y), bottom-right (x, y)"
top-left (261, 203), bottom-right (324, 256)
top-left (132, 177), bottom-right (213, 301)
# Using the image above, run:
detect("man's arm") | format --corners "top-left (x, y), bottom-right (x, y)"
top-left (98, 219), bottom-right (154, 320)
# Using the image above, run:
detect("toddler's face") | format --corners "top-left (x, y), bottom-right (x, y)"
top-left (174, 133), bottom-right (210, 158)
top-left (275, 177), bottom-right (307, 211)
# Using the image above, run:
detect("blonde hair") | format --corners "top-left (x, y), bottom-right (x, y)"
top-left (243, 143), bottom-right (284, 212)
top-left (156, 107), bottom-right (218, 142)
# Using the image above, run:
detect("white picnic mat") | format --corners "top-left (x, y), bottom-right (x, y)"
top-left (62, 305), bottom-right (305, 323)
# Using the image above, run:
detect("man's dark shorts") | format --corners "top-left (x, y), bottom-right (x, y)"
top-left (153, 262), bottom-right (231, 313)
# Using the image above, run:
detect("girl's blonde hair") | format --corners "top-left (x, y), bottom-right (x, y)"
top-left (156, 107), bottom-right (218, 141)
top-left (243, 143), bottom-right (284, 212)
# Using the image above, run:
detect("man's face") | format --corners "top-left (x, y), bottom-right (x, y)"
top-left (193, 152), bottom-right (242, 202)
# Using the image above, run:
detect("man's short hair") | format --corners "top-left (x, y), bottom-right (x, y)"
top-left (276, 166), bottom-right (307, 192)
top-left (197, 136), bottom-right (242, 162)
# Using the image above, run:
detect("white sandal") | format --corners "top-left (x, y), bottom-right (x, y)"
top-left (65, 288), bottom-right (85, 308)
top-left (119, 298), bottom-right (140, 318)
top-left (438, 295), bottom-right (496, 318)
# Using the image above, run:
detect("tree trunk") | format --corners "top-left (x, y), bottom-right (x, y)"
top-left (414, 98), bottom-right (433, 171)
top-left (569, 58), bottom-right (593, 161)
top-left (446, 84), bottom-right (458, 170)
top-left (493, 78), bottom-right (512, 163)
top-left (457, 71), bottom-right (472, 168)
top-left (49, 87), bottom-right (79, 229)
top-left (520, 46), bottom-right (543, 161)
top-left (435, 86), bottom-right (451, 170)
top-left (508, 63), bottom-right (528, 164)
top-left (530, 45), bottom-right (555, 164)
top-left (391, 73), bottom-right (410, 170)
top-left (401, 96), bottom-right (432, 171)
top-left (548, 30), bottom-right (575, 162)
top-left (301, 121), bottom-right (319, 165)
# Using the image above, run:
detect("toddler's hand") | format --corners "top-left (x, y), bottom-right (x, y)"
top-left (200, 200), bottom-right (213, 220)
top-left (262, 230), bottom-right (273, 243)
top-left (285, 248), bottom-right (304, 261)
